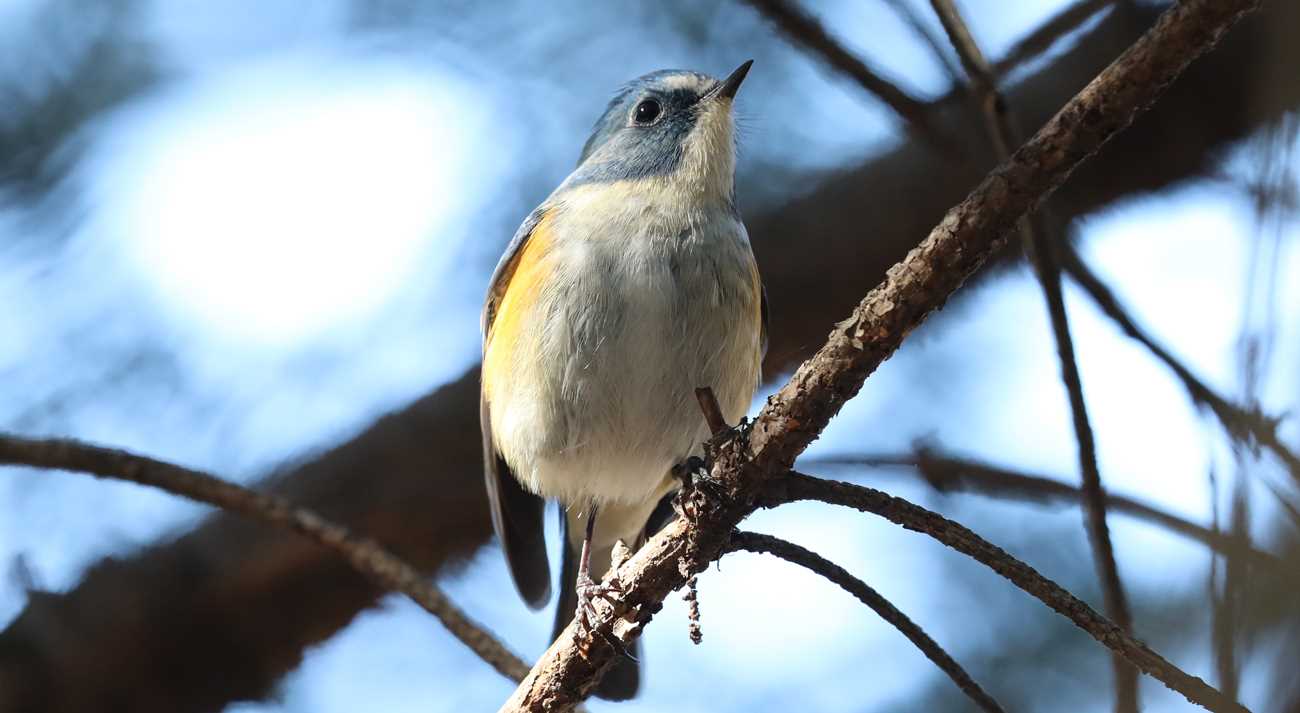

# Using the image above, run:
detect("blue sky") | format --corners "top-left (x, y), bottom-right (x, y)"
top-left (2, 1), bottom-right (1297, 711)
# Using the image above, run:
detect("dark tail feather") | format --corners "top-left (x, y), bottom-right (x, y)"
top-left (552, 513), bottom-right (641, 700)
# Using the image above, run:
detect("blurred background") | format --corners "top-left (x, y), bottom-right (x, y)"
top-left (1, 0), bottom-right (1298, 711)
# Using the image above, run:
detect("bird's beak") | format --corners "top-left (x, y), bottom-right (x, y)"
top-left (714, 59), bottom-right (753, 100)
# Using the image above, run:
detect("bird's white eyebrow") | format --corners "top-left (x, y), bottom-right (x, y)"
top-left (655, 74), bottom-right (709, 92)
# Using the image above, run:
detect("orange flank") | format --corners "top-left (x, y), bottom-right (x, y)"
top-left (483, 211), bottom-right (554, 401)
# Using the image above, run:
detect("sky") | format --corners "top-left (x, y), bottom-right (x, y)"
top-left (2, 0), bottom-right (1297, 711)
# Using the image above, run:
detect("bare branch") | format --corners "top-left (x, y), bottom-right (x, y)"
top-left (994, 0), bottom-right (1118, 77)
top-left (502, 1), bottom-right (1261, 709)
top-left (1059, 244), bottom-right (1300, 483)
top-left (0, 434), bottom-right (531, 683)
top-left (881, 0), bottom-right (964, 85)
top-left (771, 472), bottom-right (1246, 713)
top-left (695, 386), bottom-right (729, 437)
top-left (741, 0), bottom-right (956, 155)
top-left (928, 1), bottom-right (1136, 707)
top-left (805, 450), bottom-right (1284, 572)
top-left (727, 530), bottom-right (1005, 713)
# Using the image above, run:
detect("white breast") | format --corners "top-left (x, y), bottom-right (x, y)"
top-left (488, 180), bottom-right (763, 507)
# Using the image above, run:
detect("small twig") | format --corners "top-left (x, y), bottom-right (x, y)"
top-left (695, 386), bottom-right (729, 437)
top-left (993, 0), bottom-right (1118, 77)
top-left (1213, 475), bottom-right (1248, 700)
top-left (682, 576), bottom-right (703, 645)
top-left (882, 0), bottom-right (964, 86)
top-left (741, 0), bottom-right (957, 156)
top-left (804, 450), bottom-right (1283, 572)
top-left (1059, 244), bottom-right (1300, 484)
top-left (728, 530), bottom-right (1005, 713)
top-left (770, 472), bottom-right (1249, 713)
top-left (0, 434), bottom-right (531, 683)
top-left (929, 2), bottom-right (1136, 706)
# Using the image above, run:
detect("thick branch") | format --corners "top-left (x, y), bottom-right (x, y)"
top-left (0, 434), bottom-right (530, 683)
top-left (772, 473), bottom-right (1247, 713)
top-left (503, 1), bottom-right (1259, 709)
top-left (727, 531), bottom-right (1005, 713)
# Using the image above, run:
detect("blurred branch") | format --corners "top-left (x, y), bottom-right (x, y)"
top-left (0, 0), bottom-right (157, 195)
top-left (741, 0), bottom-right (957, 155)
top-left (4, 1), bottom-right (1299, 710)
top-left (881, 0), bottom-right (963, 85)
top-left (927, 1), bottom-right (1136, 709)
top-left (1212, 477), bottom-right (1249, 701)
top-left (773, 472), bottom-right (1245, 712)
top-left (1058, 244), bottom-right (1300, 482)
top-left (727, 531), bottom-right (1005, 713)
top-left (0, 435), bottom-right (531, 682)
top-left (993, 0), bottom-right (1117, 77)
top-left (504, 2), bottom-right (1259, 707)
top-left (807, 450), bottom-right (1284, 572)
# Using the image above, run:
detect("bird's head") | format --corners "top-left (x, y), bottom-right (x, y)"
top-left (568, 61), bottom-right (753, 207)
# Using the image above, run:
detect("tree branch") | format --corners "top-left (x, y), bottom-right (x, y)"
top-left (727, 530), bottom-right (1005, 713)
top-left (993, 0), bottom-right (1118, 77)
top-left (772, 472), bottom-right (1247, 712)
top-left (740, 0), bottom-right (956, 155)
top-left (1059, 243), bottom-right (1300, 483)
top-left (928, 1), bottom-right (1136, 708)
top-left (501, 1), bottom-right (1260, 709)
top-left (0, 434), bottom-right (531, 682)
top-left (805, 450), bottom-right (1283, 572)
top-left (882, 0), bottom-right (964, 86)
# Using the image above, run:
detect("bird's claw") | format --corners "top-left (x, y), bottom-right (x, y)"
top-left (672, 455), bottom-right (722, 521)
top-left (573, 572), bottom-right (633, 658)
top-left (574, 571), bottom-right (622, 636)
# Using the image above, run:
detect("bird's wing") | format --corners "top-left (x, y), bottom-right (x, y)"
top-left (480, 206), bottom-right (552, 609)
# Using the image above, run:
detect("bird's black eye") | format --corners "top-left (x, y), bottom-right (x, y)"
top-left (633, 99), bottom-right (661, 125)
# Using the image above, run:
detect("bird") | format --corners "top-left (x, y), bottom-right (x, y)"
top-left (480, 60), bottom-right (766, 700)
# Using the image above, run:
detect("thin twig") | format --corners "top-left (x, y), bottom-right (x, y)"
top-left (695, 386), bottom-right (729, 437)
top-left (1213, 476), bottom-right (1248, 700)
top-left (0, 434), bottom-right (532, 683)
top-left (928, 1), bottom-right (1136, 708)
top-left (741, 0), bottom-right (956, 155)
top-left (1059, 244), bottom-right (1300, 483)
top-left (805, 451), bottom-right (1283, 572)
top-left (882, 0), bottom-right (964, 85)
top-left (770, 472), bottom-right (1249, 713)
top-left (501, 1), bottom-right (1262, 708)
top-left (728, 530), bottom-right (1005, 713)
top-left (993, 0), bottom-right (1118, 77)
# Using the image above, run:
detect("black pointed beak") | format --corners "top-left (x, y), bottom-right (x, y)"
top-left (715, 59), bottom-right (753, 100)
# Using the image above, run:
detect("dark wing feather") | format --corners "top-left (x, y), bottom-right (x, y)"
top-left (481, 207), bottom-right (552, 609)
top-left (759, 281), bottom-right (770, 360)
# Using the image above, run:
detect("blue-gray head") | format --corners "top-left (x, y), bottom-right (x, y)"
top-left (567, 61), bottom-right (753, 203)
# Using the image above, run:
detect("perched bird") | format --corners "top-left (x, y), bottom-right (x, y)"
top-left (480, 61), bottom-right (766, 699)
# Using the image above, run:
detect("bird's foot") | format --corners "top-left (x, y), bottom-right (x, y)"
top-left (672, 455), bottom-right (723, 522)
top-left (573, 570), bottom-right (630, 656)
